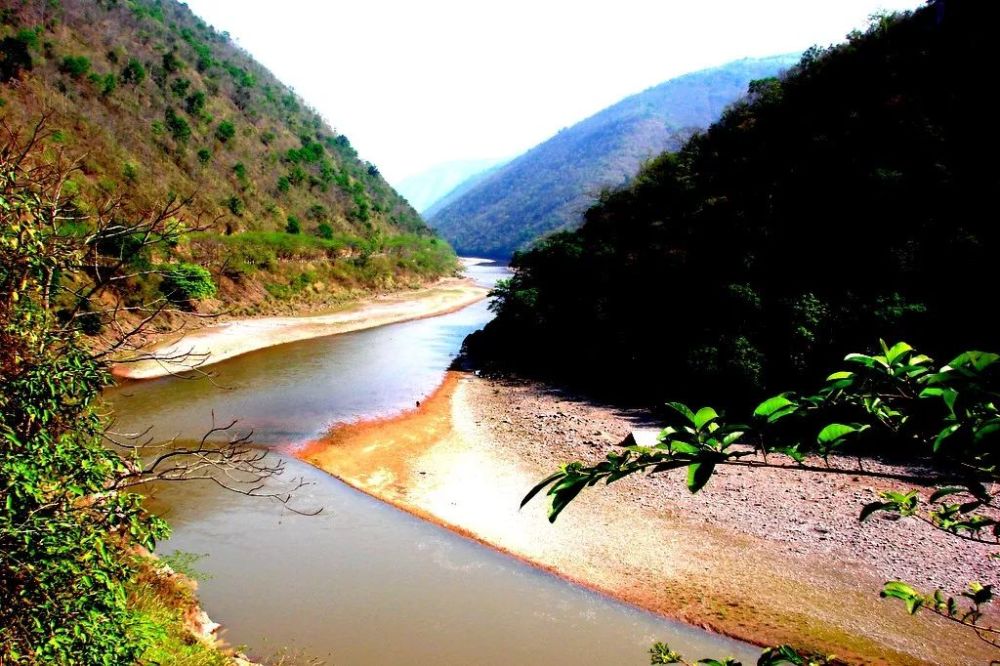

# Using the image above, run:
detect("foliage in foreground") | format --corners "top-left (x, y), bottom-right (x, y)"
top-left (525, 340), bottom-right (1000, 656)
top-left (650, 642), bottom-right (837, 666)
top-left (1, 125), bottom-right (297, 664)
top-left (1, 133), bottom-right (168, 662)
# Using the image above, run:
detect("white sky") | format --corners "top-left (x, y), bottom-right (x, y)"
top-left (184, 0), bottom-right (925, 184)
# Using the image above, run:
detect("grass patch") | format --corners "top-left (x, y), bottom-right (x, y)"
top-left (128, 556), bottom-right (230, 666)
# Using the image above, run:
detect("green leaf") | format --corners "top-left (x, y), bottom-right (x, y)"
top-left (666, 401), bottom-right (696, 424)
top-left (825, 371), bottom-right (854, 381)
top-left (753, 395), bottom-right (795, 418)
top-left (817, 423), bottom-right (864, 445)
top-left (918, 386), bottom-right (958, 414)
top-left (860, 501), bottom-right (890, 522)
top-left (881, 581), bottom-right (923, 614)
top-left (668, 440), bottom-right (701, 455)
top-left (520, 471), bottom-right (562, 509)
top-left (929, 486), bottom-right (967, 503)
top-left (721, 431), bottom-right (744, 446)
top-left (548, 480), bottom-right (587, 522)
top-left (686, 462), bottom-right (716, 493)
top-left (884, 341), bottom-right (913, 364)
top-left (933, 423), bottom-right (960, 452)
top-left (693, 406), bottom-right (719, 430)
top-left (947, 351), bottom-right (1000, 372)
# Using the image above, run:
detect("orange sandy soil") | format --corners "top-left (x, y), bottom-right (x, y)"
top-left (297, 371), bottom-right (997, 665)
top-left (112, 278), bottom-right (487, 380)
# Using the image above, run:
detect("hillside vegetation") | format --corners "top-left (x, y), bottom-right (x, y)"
top-left (0, 0), bottom-right (456, 326)
top-left (465, 0), bottom-right (998, 408)
top-left (429, 54), bottom-right (798, 259)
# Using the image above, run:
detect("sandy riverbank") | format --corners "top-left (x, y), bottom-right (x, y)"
top-left (297, 371), bottom-right (998, 665)
top-left (112, 278), bottom-right (488, 380)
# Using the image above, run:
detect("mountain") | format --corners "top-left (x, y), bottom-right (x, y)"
top-left (422, 159), bottom-right (508, 220)
top-left (464, 0), bottom-right (999, 407)
top-left (0, 0), bottom-right (456, 317)
top-left (396, 157), bottom-right (508, 213)
top-left (429, 54), bottom-right (800, 259)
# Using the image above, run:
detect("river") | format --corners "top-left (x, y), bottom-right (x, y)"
top-left (106, 262), bottom-right (756, 665)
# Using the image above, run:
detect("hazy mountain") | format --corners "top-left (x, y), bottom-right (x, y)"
top-left (423, 159), bottom-right (508, 220)
top-left (397, 157), bottom-right (508, 213)
top-left (430, 54), bottom-right (800, 258)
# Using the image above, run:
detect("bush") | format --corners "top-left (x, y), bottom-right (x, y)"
top-left (122, 161), bottom-right (138, 183)
top-left (226, 195), bottom-right (244, 216)
top-left (316, 223), bottom-right (333, 240)
top-left (160, 263), bottom-right (216, 302)
top-left (197, 148), bottom-right (212, 164)
top-left (121, 58), bottom-right (145, 84)
top-left (164, 108), bottom-right (191, 143)
top-left (185, 90), bottom-right (206, 116)
top-left (285, 216), bottom-right (301, 234)
top-left (100, 72), bottom-right (116, 96)
top-left (162, 51), bottom-right (182, 73)
top-left (2, 140), bottom-right (169, 664)
top-left (0, 36), bottom-right (33, 82)
top-left (215, 120), bottom-right (235, 143)
top-left (170, 77), bottom-right (190, 98)
top-left (59, 55), bottom-right (91, 78)
top-left (307, 203), bottom-right (327, 221)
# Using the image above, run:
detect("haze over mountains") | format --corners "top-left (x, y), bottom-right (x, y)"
top-left (397, 157), bottom-right (508, 213)
top-left (428, 54), bottom-right (800, 259)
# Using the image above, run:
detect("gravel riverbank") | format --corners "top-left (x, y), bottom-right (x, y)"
top-left (299, 371), bottom-right (997, 665)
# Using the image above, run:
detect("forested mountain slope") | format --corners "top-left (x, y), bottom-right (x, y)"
top-left (429, 54), bottom-right (798, 258)
top-left (465, 0), bottom-right (998, 407)
top-left (0, 0), bottom-right (455, 322)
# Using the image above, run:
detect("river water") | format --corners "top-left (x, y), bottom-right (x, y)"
top-left (106, 262), bottom-right (756, 665)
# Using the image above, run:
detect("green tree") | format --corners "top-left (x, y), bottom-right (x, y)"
top-left (1, 125), bottom-right (292, 662)
top-left (160, 263), bottom-right (217, 302)
top-left (185, 90), bottom-right (206, 116)
top-left (215, 120), bottom-right (236, 143)
top-left (121, 57), bottom-right (146, 85)
top-left (0, 36), bottom-right (33, 83)
top-left (285, 216), bottom-right (301, 234)
top-left (1, 127), bottom-right (167, 663)
top-left (59, 55), bottom-right (91, 78)
top-left (164, 107), bottom-right (191, 143)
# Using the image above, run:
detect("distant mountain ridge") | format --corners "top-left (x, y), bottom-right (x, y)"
top-left (422, 159), bottom-right (507, 220)
top-left (396, 157), bottom-right (508, 213)
top-left (429, 54), bottom-right (800, 258)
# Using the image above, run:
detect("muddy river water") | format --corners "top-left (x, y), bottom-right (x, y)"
top-left (106, 262), bottom-right (755, 665)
